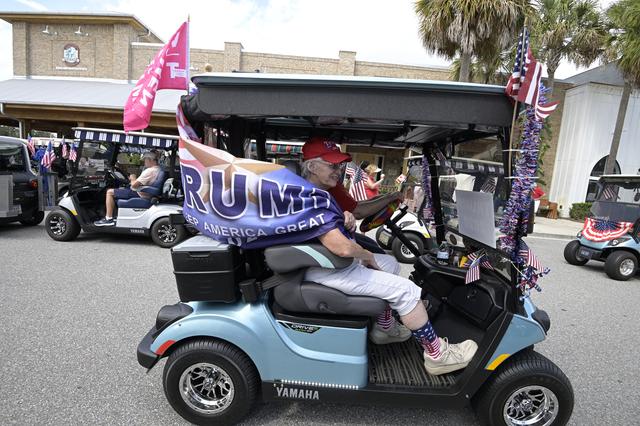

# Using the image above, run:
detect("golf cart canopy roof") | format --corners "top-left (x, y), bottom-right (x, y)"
top-left (183, 73), bottom-right (513, 148)
top-left (73, 127), bottom-right (178, 149)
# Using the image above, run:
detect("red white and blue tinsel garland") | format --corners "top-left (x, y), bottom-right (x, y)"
top-left (420, 152), bottom-right (434, 222)
top-left (499, 83), bottom-right (552, 293)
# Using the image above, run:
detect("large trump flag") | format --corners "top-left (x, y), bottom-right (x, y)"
top-left (179, 139), bottom-right (346, 248)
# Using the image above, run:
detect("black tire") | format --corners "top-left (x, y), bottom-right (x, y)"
top-left (45, 209), bottom-right (81, 241)
top-left (391, 233), bottom-right (424, 264)
top-left (163, 339), bottom-right (259, 426)
top-left (19, 210), bottom-right (45, 226)
top-left (375, 227), bottom-right (392, 250)
top-left (604, 251), bottom-right (638, 281)
top-left (151, 217), bottom-right (186, 248)
top-left (563, 240), bottom-right (588, 266)
top-left (473, 350), bottom-right (574, 426)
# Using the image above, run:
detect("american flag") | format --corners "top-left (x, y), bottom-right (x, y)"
top-left (601, 184), bottom-right (618, 201)
top-left (465, 251), bottom-right (493, 284)
top-left (480, 176), bottom-right (497, 194)
top-left (395, 174), bottom-right (407, 184)
top-left (27, 135), bottom-right (35, 157)
top-left (345, 161), bottom-right (368, 201)
top-left (505, 29), bottom-right (530, 99)
top-left (506, 29), bottom-right (559, 120)
top-left (68, 143), bottom-right (78, 162)
top-left (519, 247), bottom-right (543, 271)
top-left (61, 141), bottom-right (69, 159)
top-left (41, 141), bottom-right (56, 169)
top-left (582, 217), bottom-right (634, 242)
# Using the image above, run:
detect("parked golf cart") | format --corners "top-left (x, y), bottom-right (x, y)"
top-left (564, 175), bottom-right (640, 280)
top-left (137, 74), bottom-right (573, 425)
top-left (375, 209), bottom-right (435, 263)
top-left (45, 128), bottom-right (188, 248)
top-left (0, 136), bottom-right (45, 226)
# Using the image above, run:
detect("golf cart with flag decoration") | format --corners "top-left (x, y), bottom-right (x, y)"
top-left (45, 127), bottom-right (189, 248)
top-left (564, 174), bottom-right (640, 281)
top-left (136, 74), bottom-right (573, 425)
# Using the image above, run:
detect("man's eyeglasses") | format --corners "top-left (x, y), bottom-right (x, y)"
top-left (317, 159), bottom-right (347, 172)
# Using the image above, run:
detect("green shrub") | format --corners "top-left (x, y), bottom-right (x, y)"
top-left (569, 202), bottom-right (592, 220)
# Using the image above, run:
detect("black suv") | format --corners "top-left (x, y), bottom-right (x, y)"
top-left (0, 136), bottom-right (44, 226)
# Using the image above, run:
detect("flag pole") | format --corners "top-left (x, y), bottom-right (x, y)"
top-left (186, 15), bottom-right (191, 95)
top-left (508, 20), bottom-right (528, 177)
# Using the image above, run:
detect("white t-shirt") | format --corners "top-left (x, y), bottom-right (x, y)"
top-left (137, 165), bottom-right (160, 186)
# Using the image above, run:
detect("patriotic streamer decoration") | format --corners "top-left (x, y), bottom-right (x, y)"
top-left (419, 153), bottom-right (434, 222)
top-left (345, 162), bottom-right (368, 201)
top-left (582, 217), bottom-right (634, 242)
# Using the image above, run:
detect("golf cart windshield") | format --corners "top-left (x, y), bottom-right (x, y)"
top-left (591, 177), bottom-right (640, 223)
top-left (0, 143), bottom-right (26, 172)
top-left (76, 141), bottom-right (111, 177)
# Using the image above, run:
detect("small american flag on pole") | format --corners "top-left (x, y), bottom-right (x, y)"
top-left (465, 251), bottom-right (493, 284)
top-left (601, 184), bottom-right (618, 201)
top-left (27, 135), bottom-right (35, 157)
top-left (41, 141), bottom-right (56, 169)
top-left (68, 143), bottom-right (78, 162)
top-left (505, 29), bottom-right (530, 99)
top-left (519, 247), bottom-right (543, 271)
top-left (345, 162), bottom-right (368, 201)
top-left (61, 141), bottom-right (69, 159)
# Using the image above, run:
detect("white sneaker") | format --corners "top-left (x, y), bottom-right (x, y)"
top-left (369, 322), bottom-right (412, 345)
top-left (423, 338), bottom-right (478, 376)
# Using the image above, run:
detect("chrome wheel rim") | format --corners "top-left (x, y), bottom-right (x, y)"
top-left (504, 385), bottom-right (559, 426)
top-left (400, 242), bottom-right (419, 259)
top-left (49, 216), bottom-right (67, 236)
top-left (158, 224), bottom-right (177, 243)
top-left (620, 259), bottom-right (635, 276)
top-left (179, 362), bottom-right (235, 414)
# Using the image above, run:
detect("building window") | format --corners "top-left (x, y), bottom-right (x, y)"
top-left (585, 156), bottom-right (621, 202)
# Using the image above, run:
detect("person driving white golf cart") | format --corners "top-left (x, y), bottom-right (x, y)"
top-left (300, 142), bottom-right (478, 376)
top-left (94, 150), bottom-right (160, 226)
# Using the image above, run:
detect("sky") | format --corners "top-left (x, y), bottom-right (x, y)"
top-left (0, 0), bottom-right (619, 82)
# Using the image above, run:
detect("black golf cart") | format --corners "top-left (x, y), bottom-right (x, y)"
top-left (45, 128), bottom-right (188, 248)
top-left (137, 74), bottom-right (573, 425)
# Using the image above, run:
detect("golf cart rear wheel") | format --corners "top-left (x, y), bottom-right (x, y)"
top-left (20, 210), bottom-right (44, 226)
top-left (151, 217), bottom-right (186, 248)
top-left (473, 350), bottom-right (573, 426)
top-left (45, 209), bottom-right (80, 241)
top-left (163, 339), bottom-right (259, 426)
top-left (604, 251), bottom-right (638, 281)
top-left (563, 240), bottom-right (588, 266)
top-left (391, 233), bottom-right (424, 264)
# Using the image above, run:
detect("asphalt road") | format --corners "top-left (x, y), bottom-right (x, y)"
top-left (0, 223), bottom-right (638, 425)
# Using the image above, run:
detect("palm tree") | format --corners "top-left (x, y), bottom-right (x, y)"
top-left (531, 0), bottom-right (606, 96)
top-left (415, 0), bottom-right (531, 82)
top-left (602, 0), bottom-right (640, 174)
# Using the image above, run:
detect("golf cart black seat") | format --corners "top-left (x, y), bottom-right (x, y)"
top-left (117, 170), bottom-right (166, 209)
top-left (265, 245), bottom-right (387, 316)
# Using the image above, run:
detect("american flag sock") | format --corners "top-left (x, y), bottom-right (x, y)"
top-left (411, 320), bottom-right (441, 359)
top-left (376, 307), bottom-right (394, 331)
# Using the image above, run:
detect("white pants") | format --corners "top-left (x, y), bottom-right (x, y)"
top-left (305, 253), bottom-right (422, 316)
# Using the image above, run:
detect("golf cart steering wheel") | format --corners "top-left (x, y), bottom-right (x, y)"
top-left (359, 200), bottom-right (401, 233)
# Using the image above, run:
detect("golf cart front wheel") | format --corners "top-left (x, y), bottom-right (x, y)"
top-left (151, 217), bottom-right (186, 248)
top-left (391, 233), bottom-right (424, 263)
top-left (604, 251), bottom-right (638, 281)
top-left (563, 240), bottom-right (588, 266)
top-left (473, 350), bottom-right (573, 426)
top-left (163, 339), bottom-right (259, 426)
top-left (45, 209), bottom-right (80, 241)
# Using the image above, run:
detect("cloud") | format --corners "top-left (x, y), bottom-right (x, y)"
top-left (16, 0), bottom-right (48, 11)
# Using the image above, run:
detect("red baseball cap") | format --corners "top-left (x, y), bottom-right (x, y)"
top-left (302, 137), bottom-right (352, 164)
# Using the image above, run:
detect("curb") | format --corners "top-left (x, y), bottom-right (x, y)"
top-left (527, 232), bottom-right (574, 240)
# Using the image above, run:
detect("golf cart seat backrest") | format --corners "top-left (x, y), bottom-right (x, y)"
top-left (265, 245), bottom-right (387, 316)
top-left (117, 169), bottom-right (166, 209)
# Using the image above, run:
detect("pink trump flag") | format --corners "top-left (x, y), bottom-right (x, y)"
top-left (123, 21), bottom-right (189, 132)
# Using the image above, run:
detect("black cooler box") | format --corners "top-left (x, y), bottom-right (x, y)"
top-left (171, 236), bottom-right (244, 303)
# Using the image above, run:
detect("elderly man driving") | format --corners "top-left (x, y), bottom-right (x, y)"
top-left (300, 137), bottom-right (477, 376)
